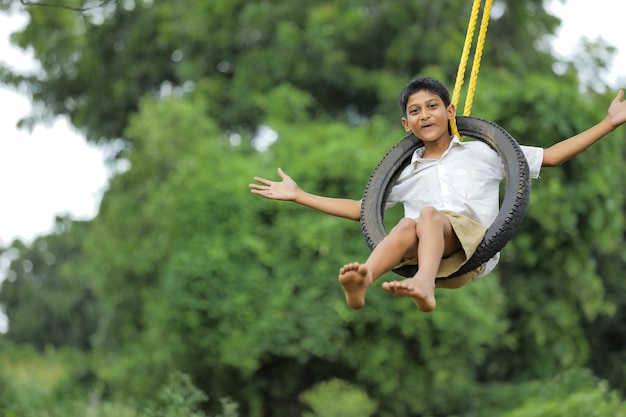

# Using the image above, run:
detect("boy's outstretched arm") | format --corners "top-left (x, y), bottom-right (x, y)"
top-left (249, 167), bottom-right (362, 221)
top-left (542, 90), bottom-right (626, 167)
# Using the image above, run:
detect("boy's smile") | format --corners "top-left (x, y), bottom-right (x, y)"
top-left (401, 90), bottom-right (456, 149)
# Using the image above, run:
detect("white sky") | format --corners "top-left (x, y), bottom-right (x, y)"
top-left (0, 13), bottom-right (109, 246)
top-left (0, 0), bottom-right (625, 246)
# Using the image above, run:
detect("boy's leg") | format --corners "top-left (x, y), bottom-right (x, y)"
top-left (382, 207), bottom-right (461, 312)
top-left (339, 217), bottom-right (422, 309)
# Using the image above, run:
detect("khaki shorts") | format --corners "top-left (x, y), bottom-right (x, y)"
top-left (395, 210), bottom-right (487, 289)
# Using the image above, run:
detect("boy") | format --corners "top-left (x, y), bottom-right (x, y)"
top-left (249, 77), bottom-right (626, 312)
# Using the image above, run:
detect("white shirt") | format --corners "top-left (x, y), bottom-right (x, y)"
top-left (387, 135), bottom-right (543, 278)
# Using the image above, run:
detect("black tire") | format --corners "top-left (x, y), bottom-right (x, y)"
top-left (360, 116), bottom-right (531, 282)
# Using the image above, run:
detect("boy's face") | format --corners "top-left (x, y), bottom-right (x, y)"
top-left (401, 90), bottom-right (455, 143)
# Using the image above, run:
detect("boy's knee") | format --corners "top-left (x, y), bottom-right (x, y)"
top-left (418, 206), bottom-right (440, 221)
top-left (393, 217), bottom-right (417, 234)
top-left (416, 207), bottom-right (445, 230)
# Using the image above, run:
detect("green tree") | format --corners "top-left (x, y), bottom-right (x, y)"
top-left (300, 379), bottom-right (377, 417)
top-left (501, 369), bottom-right (626, 417)
top-left (1, 0), bottom-right (561, 143)
top-left (1, 0), bottom-right (625, 416)
top-left (0, 217), bottom-right (100, 350)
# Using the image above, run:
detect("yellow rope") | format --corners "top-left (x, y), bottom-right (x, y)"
top-left (464, 0), bottom-right (492, 116)
top-left (450, 0), bottom-right (481, 119)
top-left (450, 0), bottom-right (492, 139)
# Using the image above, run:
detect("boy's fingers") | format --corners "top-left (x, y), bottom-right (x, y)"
top-left (252, 176), bottom-right (271, 185)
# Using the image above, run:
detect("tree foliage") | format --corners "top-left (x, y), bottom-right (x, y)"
top-left (0, 217), bottom-right (99, 350)
top-left (1, 0), bottom-right (626, 415)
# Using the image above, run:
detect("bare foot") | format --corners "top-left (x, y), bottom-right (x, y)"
top-left (382, 275), bottom-right (436, 312)
top-left (338, 263), bottom-right (372, 309)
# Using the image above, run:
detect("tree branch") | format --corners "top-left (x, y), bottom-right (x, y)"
top-left (19, 0), bottom-right (117, 12)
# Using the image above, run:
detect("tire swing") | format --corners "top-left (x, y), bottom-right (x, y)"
top-left (358, 0), bottom-right (530, 284)
top-left (359, 116), bottom-right (531, 283)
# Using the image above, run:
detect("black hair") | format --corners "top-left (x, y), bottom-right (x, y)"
top-left (398, 76), bottom-right (452, 118)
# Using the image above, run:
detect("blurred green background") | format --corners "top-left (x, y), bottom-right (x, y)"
top-left (1, 0), bottom-right (626, 416)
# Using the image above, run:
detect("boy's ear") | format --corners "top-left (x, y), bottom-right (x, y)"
top-left (447, 103), bottom-right (456, 120)
top-left (401, 117), bottom-right (411, 132)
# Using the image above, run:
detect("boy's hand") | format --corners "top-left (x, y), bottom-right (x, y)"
top-left (249, 168), bottom-right (299, 201)
top-left (608, 89), bottom-right (626, 129)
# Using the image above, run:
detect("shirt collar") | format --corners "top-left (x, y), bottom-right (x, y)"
top-left (411, 135), bottom-right (462, 164)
